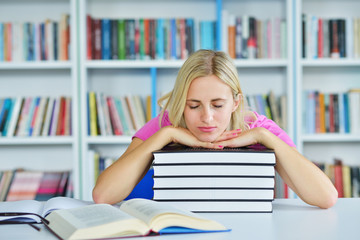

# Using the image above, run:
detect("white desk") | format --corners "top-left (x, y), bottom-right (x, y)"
top-left (1, 198), bottom-right (359, 240)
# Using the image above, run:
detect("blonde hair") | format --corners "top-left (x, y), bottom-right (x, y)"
top-left (158, 49), bottom-right (252, 131)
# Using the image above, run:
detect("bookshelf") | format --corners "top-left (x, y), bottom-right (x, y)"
top-left (2, 0), bottom-right (358, 201)
top-left (295, 0), bottom-right (360, 166)
top-left (78, 0), bottom-right (294, 200)
top-left (0, 0), bottom-right (80, 198)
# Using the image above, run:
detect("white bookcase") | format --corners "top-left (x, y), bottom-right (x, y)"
top-left (3, 0), bottom-right (359, 201)
top-left (295, 0), bottom-right (360, 165)
top-left (0, 0), bottom-right (81, 198)
top-left (78, 0), bottom-right (294, 200)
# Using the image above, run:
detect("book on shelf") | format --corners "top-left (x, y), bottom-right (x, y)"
top-left (222, 9), bottom-right (287, 59)
top-left (87, 15), bottom-right (196, 60)
top-left (315, 159), bottom-right (360, 198)
top-left (246, 92), bottom-right (286, 131)
top-left (0, 169), bottom-right (72, 202)
top-left (44, 198), bottom-right (229, 240)
top-left (0, 14), bottom-right (70, 62)
top-left (86, 92), bottom-right (146, 136)
top-left (302, 14), bottom-right (360, 59)
top-left (0, 196), bottom-right (91, 224)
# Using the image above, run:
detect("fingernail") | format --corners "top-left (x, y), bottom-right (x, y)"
top-left (236, 129), bottom-right (242, 132)
top-left (232, 133), bottom-right (237, 136)
top-left (218, 145), bottom-right (224, 148)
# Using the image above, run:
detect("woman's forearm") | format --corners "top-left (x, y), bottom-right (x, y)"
top-left (260, 128), bottom-right (338, 209)
top-left (92, 127), bottom-right (172, 204)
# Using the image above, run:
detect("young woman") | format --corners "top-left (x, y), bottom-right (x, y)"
top-left (92, 50), bottom-right (338, 208)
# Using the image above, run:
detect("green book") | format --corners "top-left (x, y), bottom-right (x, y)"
top-left (118, 19), bottom-right (126, 60)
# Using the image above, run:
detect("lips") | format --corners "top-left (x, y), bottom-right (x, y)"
top-left (198, 127), bottom-right (216, 132)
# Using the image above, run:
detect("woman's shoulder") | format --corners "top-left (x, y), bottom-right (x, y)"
top-left (133, 111), bottom-right (172, 141)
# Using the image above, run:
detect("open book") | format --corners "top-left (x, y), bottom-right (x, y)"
top-left (45, 198), bottom-right (229, 239)
top-left (0, 197), bottom-right (92, 223)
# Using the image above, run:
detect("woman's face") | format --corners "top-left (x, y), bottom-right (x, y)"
top-left (184, 74), bottom-right (239, 142)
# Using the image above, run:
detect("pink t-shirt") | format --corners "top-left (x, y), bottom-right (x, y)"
top-left (133, 111), bottom-right (296, 147)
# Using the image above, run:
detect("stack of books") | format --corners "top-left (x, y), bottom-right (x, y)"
top-left (152, 144), bottom-right (276, 213)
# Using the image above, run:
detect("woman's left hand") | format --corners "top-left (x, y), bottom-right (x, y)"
top-left (213, 127), bottom-right (268, 149)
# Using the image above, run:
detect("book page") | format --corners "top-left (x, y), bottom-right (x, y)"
top-left (0, 200), bottom-right (43, 222)
top-left (42, 196), bottom-right (93, 217)
top-left (49, 204), bottom-right (136, 229)
top-left (120, 198), bottom-right (204, 225)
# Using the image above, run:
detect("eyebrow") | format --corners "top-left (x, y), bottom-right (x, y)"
top-left (186, 98), bottom-right (227, 103)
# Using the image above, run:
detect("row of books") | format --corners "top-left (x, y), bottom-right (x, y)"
top-left (316, 159), bottom-right (360, 198)
top-left (87, 16), bottom-right (201, 61)
top-left (246, 91), bottom-right (287, 131)
top-left (0, 96), bottom-right (72, 137)
top-left (0, 169), bottom-right (73, 202)
top-left (223, 11), bottom-right (287, 59)
top-left (87, 92), bottom-right (150, 136)
top-left (302, 15), bottom-right (360, 59)
top-left (152, 144), bottom-right (276, 212)
top-left (302, 89), bottom-right (360, 134)
top-left (0, 14), bottom-right (70, 62)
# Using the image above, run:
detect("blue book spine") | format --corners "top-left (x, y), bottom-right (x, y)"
top-left (343, 93), bottom-right (350, 133)
top-left (156, 18), bottom-right (164, 60)
top-left (128, 19), bottom-right (136, 60)
top-left (200, 21), bottom-right (206, 49)
top-left (2, 98), bottom-right (14, 136)
top-left (0, 98), bottom-right (11, 134)
top-left (205, 21), bottom-right (215, 49)
top-left (101, 19), bottom-right (111, 60)
top-left (186, 19), bottom-right (194, 55)
top-left (308, 91), bottom-right (316, 134)
top-left (0, 23), bottom-right (3, 61)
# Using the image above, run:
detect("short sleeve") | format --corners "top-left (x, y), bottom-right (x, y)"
top-left (249, 112), bottom-right (296, 147)
top-left (133, 111), bottom-right (172, 141)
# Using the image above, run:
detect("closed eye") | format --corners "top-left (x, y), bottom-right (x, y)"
top-left (189, 105), bottom-right (199, 109)
top-left (213, 105), bottom-right (223, 108)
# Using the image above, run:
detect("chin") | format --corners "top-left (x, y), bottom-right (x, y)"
top-left (196, 134), bottom-right (219, 143)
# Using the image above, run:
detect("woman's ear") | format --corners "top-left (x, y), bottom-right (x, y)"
top-left (232, 94), bottom-right (241, 112)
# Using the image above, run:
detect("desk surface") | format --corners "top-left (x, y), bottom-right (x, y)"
top-left (1, 198), bottom-right (359, 240)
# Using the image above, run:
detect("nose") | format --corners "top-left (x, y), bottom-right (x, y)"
top-left (200, 107), bottom-right (213, 123)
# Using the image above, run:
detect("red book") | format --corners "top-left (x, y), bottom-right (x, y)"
top-left (330, 20), bottom-right (340, 58)
top-left (93, 19), bottom-right (102, 60)
top-left (86, 15), bottom-right (93, 60)
top-left (334, 159), bottom-right (344, 198)
top-left (283, 182), bottom-right (289, 199)
top-left (106, 97), bottom-right (123, 136)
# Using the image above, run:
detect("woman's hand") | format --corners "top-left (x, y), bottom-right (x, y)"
top-left (213, 127), bottom-right (267, 148)
top-left (164, 126), bottom-right (222, 149)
